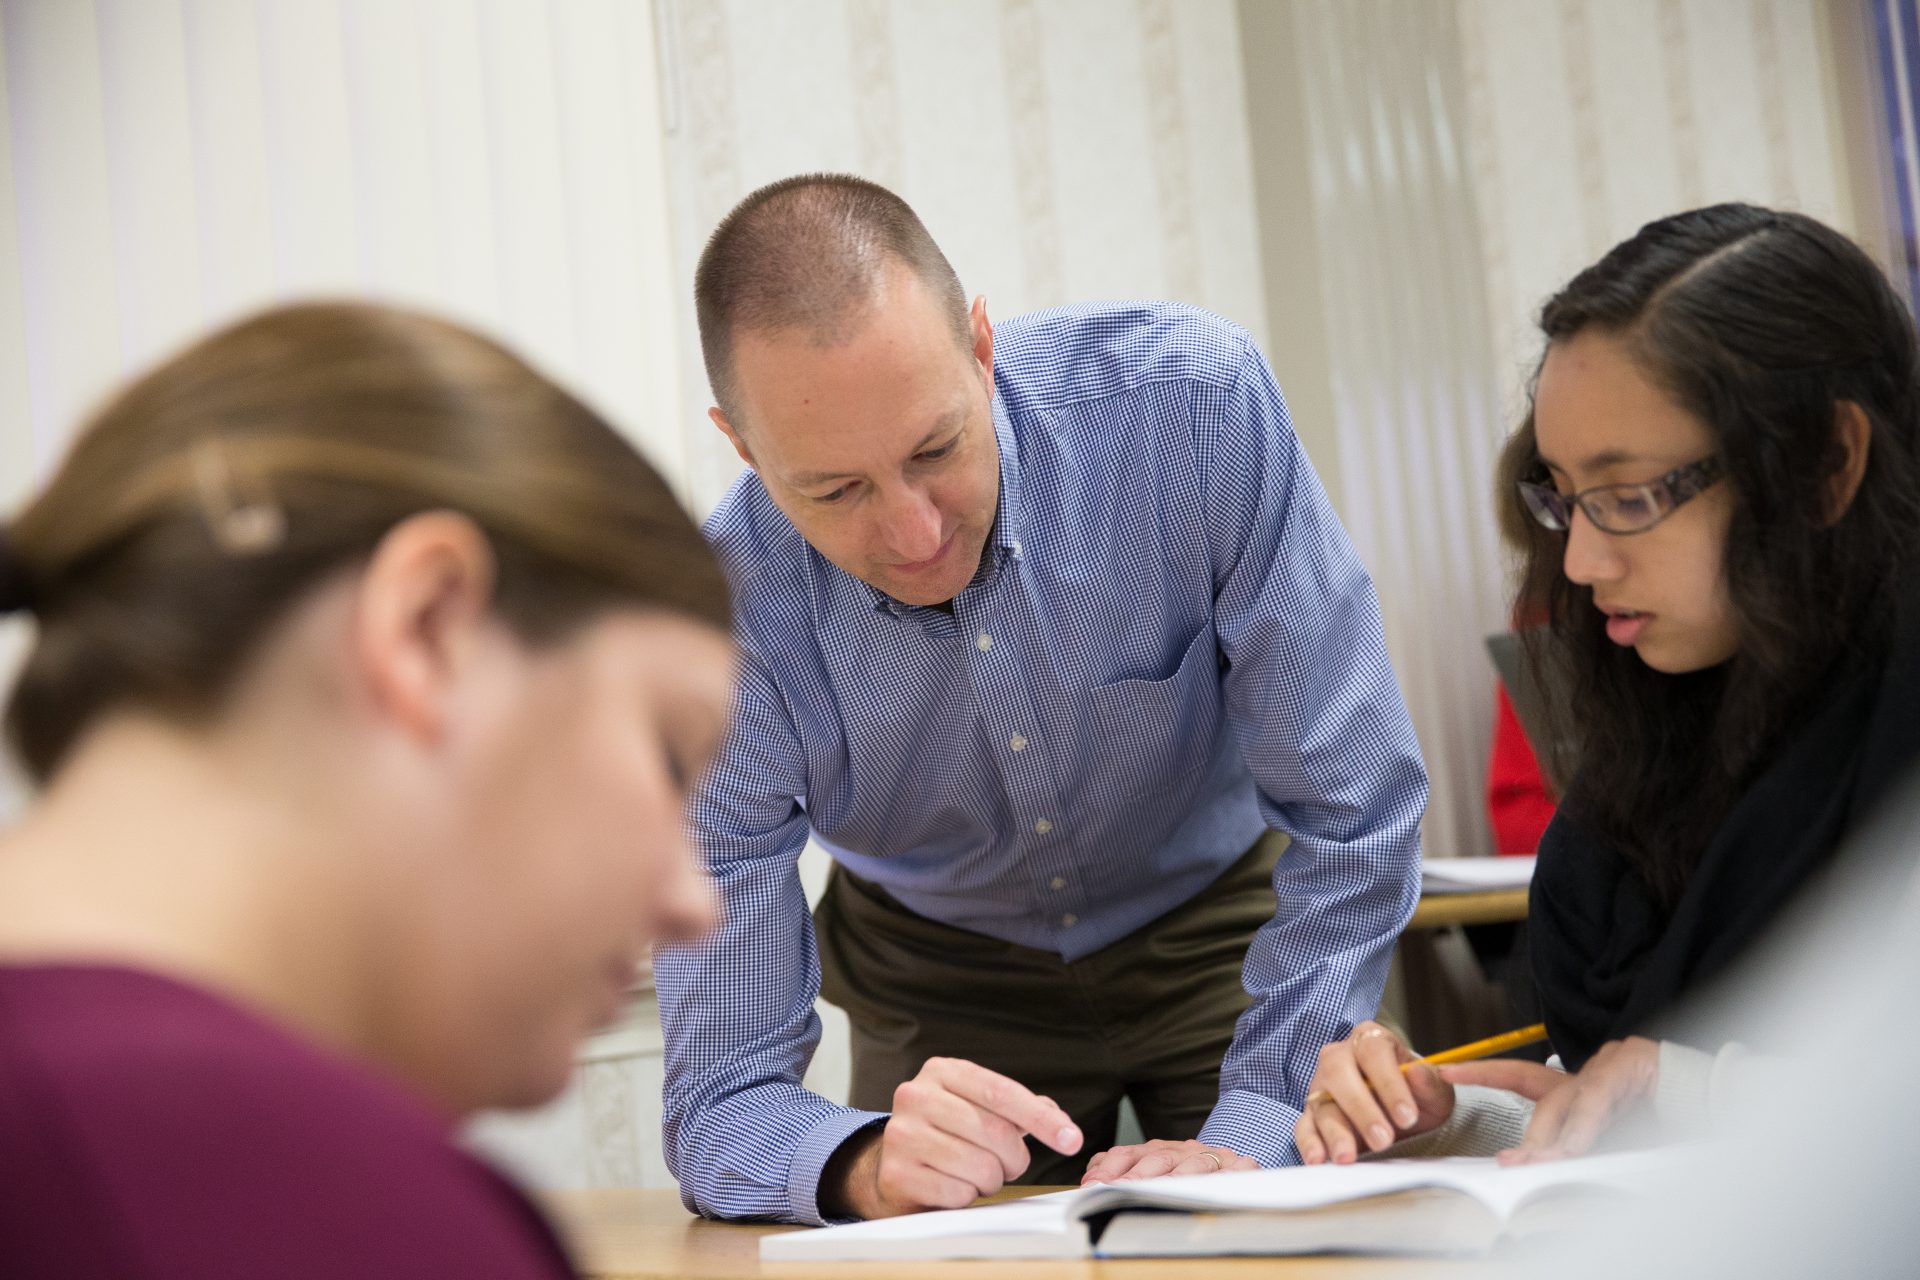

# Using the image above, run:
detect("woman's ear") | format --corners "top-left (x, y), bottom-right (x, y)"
top-left (1825, 401), bottom-right (1872, 525)
top-left (350, 512), bottom-right (497, 742)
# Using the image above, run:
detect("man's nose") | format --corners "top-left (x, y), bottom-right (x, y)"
top-left (879, 486), bottom-right (943, 562)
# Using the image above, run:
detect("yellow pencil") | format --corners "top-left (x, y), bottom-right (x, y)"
top-left (1405, 1022), bottom-right (1548, 1069)
top-left (1303, 1023), bottom-right (1549, 1110)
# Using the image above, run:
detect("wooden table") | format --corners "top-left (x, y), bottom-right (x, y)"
top-left (1404, 887), bottom-right (1529, 931)
top-left (542, 1188), bottom-right (1475, 1280)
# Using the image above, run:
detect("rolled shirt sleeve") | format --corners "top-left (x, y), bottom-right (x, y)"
top-left (654, 649), bottom-right (884, 1225)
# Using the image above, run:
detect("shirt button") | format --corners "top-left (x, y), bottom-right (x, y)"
top-left (1061, 913), bottom-right (1078, 928)
top-left (976, 632), bottom-right (993, 651)
top-left (1049, 876), bottom-right (1067, 891)
top-left (1012, 540), bottom-right (1024, 557)
top-left (1009, 733), bottom-right (1028, 752)
top-left (1034, 818), bottom-right (1053, 835)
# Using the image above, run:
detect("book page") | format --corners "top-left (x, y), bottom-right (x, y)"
top-left (1416, 1151), bottom-right (1676, 1219)
top-left (1096, 1187), bottom-right (1502, 1258)
top-left (760, 1150), bottom-right (1682, 1262)
top-left (759, 1196), bottom-right (1090, 1261)
top-left (1073, 1149), bottom-right (1673, 1221)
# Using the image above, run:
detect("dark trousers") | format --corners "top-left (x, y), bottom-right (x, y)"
top-left (814, 831), bottom-right (1284, 1183)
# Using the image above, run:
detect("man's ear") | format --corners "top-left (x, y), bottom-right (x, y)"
top-left (710, 407), bottom-right (754, 468)
top-left (351, 511), bottom-right (497, 743)
top-left (969, 295), bottom-right (994, 391)
top-left (1824, 400), bottom-right (1872, 525)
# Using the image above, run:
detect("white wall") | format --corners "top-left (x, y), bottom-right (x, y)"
top-left (0, 0), bottom-right (688, 501)
top-left (656, 0), bottom-right (1271, 514)
top-left (1458, 0), bottom-right (1855, 421)
top-left (0, 0), bottom-right (688, 819)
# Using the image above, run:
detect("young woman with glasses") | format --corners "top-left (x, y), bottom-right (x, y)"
top-left (1294, 204), bottom-right (1920, 1167)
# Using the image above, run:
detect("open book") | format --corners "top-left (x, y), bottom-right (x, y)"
top-left (761, 1151), bottom-right (1668, 1261)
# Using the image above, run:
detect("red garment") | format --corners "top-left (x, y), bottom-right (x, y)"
top-left (1487, 680), bottom-right (1557, 855)
top-left (0, 964), bottom-right (577, 1279)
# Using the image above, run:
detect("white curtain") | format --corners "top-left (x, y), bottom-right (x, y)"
top-left (1284, 0), bottom-right (1510, 865)
top-left (0, 0), bottom-right (687, 505)
top-left (656, 0), bottom-right (1271, 512)
top-left (0, 0), bottom-right (686, 815)
top-left (1458, 0), bottom-right (1853, 420)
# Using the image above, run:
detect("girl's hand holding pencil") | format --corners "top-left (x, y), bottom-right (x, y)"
top-left (1294, 1021), bottom-right (1663, 1167)
top-left (1293, 1021), bottom-right (1550, 1165)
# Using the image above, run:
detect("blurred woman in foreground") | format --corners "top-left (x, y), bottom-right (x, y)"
top-left (0, 302), bottom-right (734, 1277)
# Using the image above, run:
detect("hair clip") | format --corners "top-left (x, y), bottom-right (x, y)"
top-left (192, 439), bottom-right (287, 555)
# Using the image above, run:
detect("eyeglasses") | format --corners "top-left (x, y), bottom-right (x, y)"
top-left (1517, 456), bottom-right (1724, 536)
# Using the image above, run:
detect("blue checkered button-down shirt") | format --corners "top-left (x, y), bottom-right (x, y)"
top-left (655, 302), bottom-right (1426, 1223)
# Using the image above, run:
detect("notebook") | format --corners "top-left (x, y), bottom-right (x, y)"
top-left (760, 1151), bottom-right (1671, 1261)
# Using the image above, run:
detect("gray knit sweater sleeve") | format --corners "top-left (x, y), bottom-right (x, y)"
top-left (1365, 1040), bottom-right (1750, 1161)
top-left (1364, 1084), bottom-right (1536, 1159)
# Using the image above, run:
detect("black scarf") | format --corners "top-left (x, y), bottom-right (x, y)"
top-left (1529, 587), bottom-right (1920, 1071)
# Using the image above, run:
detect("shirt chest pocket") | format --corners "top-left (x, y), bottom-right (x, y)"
top-left (1083, 625), bottom-right (1223, 788)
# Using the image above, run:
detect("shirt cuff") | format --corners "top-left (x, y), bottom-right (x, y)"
top-left (786, 1108), bottom-right (889, 1226)
top-left (1198, 1088), bottom-right (1301, 1168)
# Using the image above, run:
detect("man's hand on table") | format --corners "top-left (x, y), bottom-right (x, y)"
top-left (820, 1057), bottom-right (1084, 1219)
top-left (1080, 1138), bottom-right (1258, 1184)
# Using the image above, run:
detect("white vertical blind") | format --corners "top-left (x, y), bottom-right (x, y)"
top-left (0, 0), bottom-right (684, 818)
top-left (1288, 0), bottom-right (1509, 863)
top-left (1461, 0), bottom-right (1850, 426)
top-left (1, 0), bottom-right (685, 509)
top-left (657, 0), bottom-right (1270, 515)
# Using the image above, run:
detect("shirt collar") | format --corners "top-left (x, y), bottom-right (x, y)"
top-left (867, 392), bottom-right (1025, 619)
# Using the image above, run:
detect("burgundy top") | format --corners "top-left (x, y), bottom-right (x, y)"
top-left (0, 964), bottom-right (578, 1279)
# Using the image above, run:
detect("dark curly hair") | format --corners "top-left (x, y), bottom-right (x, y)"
top-left (1498, 204), bottom-right (1920, 907)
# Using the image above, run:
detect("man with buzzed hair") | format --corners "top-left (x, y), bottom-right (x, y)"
top-left (655, 173), bottom-right (1426, 1224)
